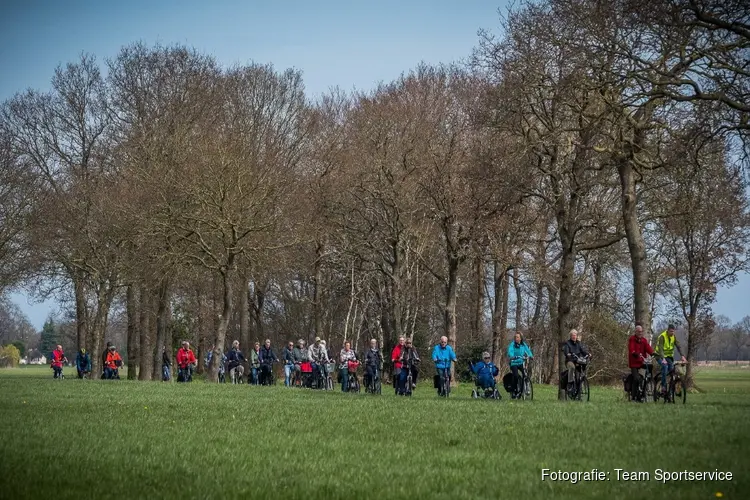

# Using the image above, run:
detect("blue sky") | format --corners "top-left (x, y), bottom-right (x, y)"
top-left (2, 0), bottom-right (749, 329)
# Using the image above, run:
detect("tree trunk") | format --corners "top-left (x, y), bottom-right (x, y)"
top-left (73, 272), bottom-right (88, 352)
top-left (531, 280), bottom-right (544, 326)
top-left (513, 267), bottom-right (522, 331)
top-left (474, 255), bottom-right (485, 340)
top-left (239, 272), bottom-right (250, 350)
top-left (89, 279), bottom-right (116, 380)
top-left (138, 286), bottom-right (153, 381)
top-left (557, 229), bottom-right (576, 400)
top-left (491, 261), bottom-right (504, 364)
top-left (314, 240), bottom-right (324, 340)
top-left (208, 256), bottom-right (237, 380)
top-left (618, 159), bottom-right (651, 331)
top-left (126, 284), bottom-right (138, 380)
top-left (152, 279), bottom-right (170, 380)
top-left (685, 315), bottom-right (697, 387)
top-left (444, 255), bottom-right (460, 383)
top-left (592, 258), bottom-right (603, 310)
top-left (196, 286), bottom-right (208, 375)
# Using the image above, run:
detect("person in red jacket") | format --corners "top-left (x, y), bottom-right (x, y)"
top-left (390, 336), bottom-right (405, 389)
top-left (50, 345), bottom-right (67, 379)
top-left (177, 341), bottom-right (197, 382)
top-left (103, 345), bottom-right (123, 379)
top-left (628, 323), bottom-right (654, 402)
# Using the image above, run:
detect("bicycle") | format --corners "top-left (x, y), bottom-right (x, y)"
top-left (565, 354), bottom-right (589, 402)
top-left (365, 367), bottom-right (382, 395)
top-left (325, 362), bottom-right (336, 391)
top-left (521, 355), bottom-right (534, 401)
top-left (666, 361), bottom-right (688, 404)
top-left (628, 357), bottom-right (655, 402)
top-left (436, 367), bottom-right (451, 398)
top-left (346, 360), bottom-right (360, 393)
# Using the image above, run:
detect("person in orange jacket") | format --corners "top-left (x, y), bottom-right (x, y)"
top-left (103, 345), bottom-right (123, 379)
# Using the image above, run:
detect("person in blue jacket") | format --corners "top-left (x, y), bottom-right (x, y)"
top-left (471, 351), bottom-right (499, 390)
top-left (75, 348), bottom-right (91, 379)
top-left (507, 332), bottom-right (533, 399)
top-left (432, 336), bottom-right (457, 391)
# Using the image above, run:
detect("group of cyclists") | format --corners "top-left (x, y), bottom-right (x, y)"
top-left (628, 323), bottom-right (687, 402)
top-left (50, 322), bottom-right (686, 403)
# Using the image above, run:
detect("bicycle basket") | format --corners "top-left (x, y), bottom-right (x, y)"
top-left (347, 360), bottom-right (360, 373)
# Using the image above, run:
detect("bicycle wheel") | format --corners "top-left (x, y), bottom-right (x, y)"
top-left (326, 376), bottom-right (333, 391)
top-left (521, 378), bottom-right (532, 401)
top-left (581, 378), bottom-right (589, 402)
top-left (674, 378), bottom-right (687, 404)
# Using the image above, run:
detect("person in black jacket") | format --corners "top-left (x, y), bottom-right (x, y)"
top-left (162, 346), bottom-right (171, 381)
top-left (562, 330), bottom-right (590, 392)
top-left (365, 338), bottom-right (382, 390)
top-left (259, 339), bottom-right (277, 385)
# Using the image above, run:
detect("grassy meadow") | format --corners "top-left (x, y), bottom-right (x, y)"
top-left (1, 364), bottom-right (748, 499)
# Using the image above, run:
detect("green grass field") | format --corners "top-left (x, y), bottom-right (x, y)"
top-left (1, 365), bottom-right (748, 499)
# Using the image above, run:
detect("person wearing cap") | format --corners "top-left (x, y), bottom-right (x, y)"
top-left (654, 324), bottom-right (686, 393)
top-left (103, 345), bottom-right (123, 380)
top-left (50, 344), bottom-right (67, 379)
top-left (75, 348), bottom-right (91, 379)
top-left (394, 338), bottom-right (420, 394)
top-left (562, 329), bottom-right (589, 394)
top-left (226, 340), bottom-right (246, 384)
top-left (176, 341), bottom-right (197, 382)
top-left (282, 340), bottom-right (295, 387)
top-left (471, 352), bottom-right (499, 391)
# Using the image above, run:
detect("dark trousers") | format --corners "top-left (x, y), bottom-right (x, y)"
top-left (631, 367), bottom-right (645, 400)
top-left (511, 366), bottom-right (525, 396)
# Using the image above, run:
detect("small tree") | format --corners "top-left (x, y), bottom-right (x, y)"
top-left (0, 344), bottom-right (20, 367)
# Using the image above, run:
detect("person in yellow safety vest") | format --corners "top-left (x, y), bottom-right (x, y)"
top-left (654, 324), bottom-right (686, 393)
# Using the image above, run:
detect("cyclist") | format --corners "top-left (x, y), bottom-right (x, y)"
top-left (226, 340), bottom-right (246, 383)
top-left (75, 348), bottom-right (91, 379)
top-left (292, 338), bottom-right (309, 384)
top-left (628, 323), bottom-right (655, 402)
top-left (471, 351), bottom-right (499, 391)
top-left (365, 338), bottom-right (382, 390)
top-left (50, 345), bottom-right (67, 379)
top-left (103, 345), bottom-right (123, 380)
top-left (339, 341), bottom-right (357, 392)
top-left (176, 341), bottom-right (197, 382)
top-left (432, 336), bottom-right (456, 394)
top-left (562, 329), bottom-right (590, 394)
top-left (654, 324), bottom-right (686, 394)
top-left (507, 332), bottom-right (533, 399)
top-left (308, 337), bottom-right (329, 387)
top-left (282, 341), bottom-right (295, 387)
top-left (249, 342), bottom-right (261, 384)
top-left (398, 337), bottom-right (421, 393)
top-left (259, 339), bottom-right (277, 385)
top-left (391, 336), bottom-right (406, 389)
